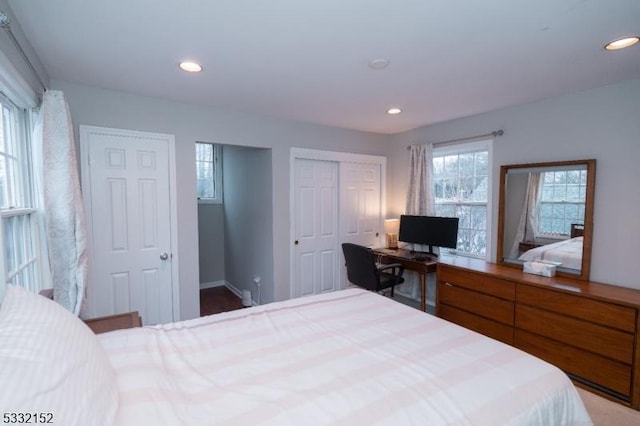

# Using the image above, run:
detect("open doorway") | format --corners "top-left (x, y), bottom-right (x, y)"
top-left (197, 144), bottom-right (273, 315)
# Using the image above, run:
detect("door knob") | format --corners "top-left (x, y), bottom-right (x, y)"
top-left (160, 252), bottom-right (169, 260)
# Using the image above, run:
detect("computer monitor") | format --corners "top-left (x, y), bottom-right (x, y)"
top-left (398, 215), bottom-right (459, 256)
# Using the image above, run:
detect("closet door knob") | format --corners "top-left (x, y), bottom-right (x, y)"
top-left (160, 252), bottom-right (169, 260)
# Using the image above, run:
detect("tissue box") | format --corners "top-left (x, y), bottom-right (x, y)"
top-left (523, 261), bottom-right (557, 277)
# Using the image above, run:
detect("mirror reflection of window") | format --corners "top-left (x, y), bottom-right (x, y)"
top-left (538, 169), bottom-right (587, 237)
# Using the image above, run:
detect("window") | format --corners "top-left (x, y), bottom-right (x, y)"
top-left (0, 93), bottom-right (42, 291)
top-left (538, 169), bottom-right (587, 236)
top-left (432, 141), bottom-right (491, 257)
top-left (196, 142), bottom-right (222, 203)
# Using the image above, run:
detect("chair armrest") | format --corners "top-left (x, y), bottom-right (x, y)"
top-left (378, 263), bottom-right (405, 277)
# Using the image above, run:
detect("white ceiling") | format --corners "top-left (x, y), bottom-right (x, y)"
top-left (7, 0), bottom-right (640, 134)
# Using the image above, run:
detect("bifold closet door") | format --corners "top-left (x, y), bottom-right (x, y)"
top-left (292, 157), bottom-right (383, 297)
top-left (292, 159), bottom-right (339, 298)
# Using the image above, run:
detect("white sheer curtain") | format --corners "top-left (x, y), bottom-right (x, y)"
top-left (34, 90), bottom-right (88, 315)
top-left (405, 144), bottom-right (435, 216)
top-left (396, 144), bottom-right (436, 300)
top-left (509, 173), bottom-right (542, 258)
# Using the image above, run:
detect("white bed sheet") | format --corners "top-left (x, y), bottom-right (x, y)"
top-left (98, 289), bottom-right (591, 426)
top-left (518, 237), bottom-right (583, 270)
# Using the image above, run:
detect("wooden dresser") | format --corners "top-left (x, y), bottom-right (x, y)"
top-left (436, 256), bottom-right (640, 410)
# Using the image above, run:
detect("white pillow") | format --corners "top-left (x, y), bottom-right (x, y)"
top-left (0, 285), bottom-right (118, 426)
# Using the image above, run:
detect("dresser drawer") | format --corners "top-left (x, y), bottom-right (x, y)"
top-left (439, 282), bottom-right (514, 326)
top-left (439, 266), bottom-right (515, 300)
top-left (440, 304), bottom-right (513, 344)
top-left (515, 305), bottom-right (634, 364)
top-left (515, 330), bottom-right (631, 398)
top-left (517, 284), bottom-right (636, 332)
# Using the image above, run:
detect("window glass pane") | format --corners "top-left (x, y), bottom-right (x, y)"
top-left (566, 185), bottom-right (580, 202)
top-left (0, 154), bottom-right (6, 207)
top-left (197, 179), bottom-right (214, 198)
top-left (459, 177), bottom-right (473, 201)
top-left (458, 153), bottom-right (473, 177)
top-left (443, 155), bottom-right (458, 177)
top-left (538, 168), bottom-right (587, 236)
top-left (1, 94), bottom-right (41, 290)
top-left (195, 142), bottom-right (222, 202)
top-left (3, 216), bottom-right (15, 272)
top-left (474, 151), bottom-right (488, 176)
top-left (567, 170), bottom-right (580, 184)
top-left (432, 145), bottom-right (489, 258)
top-left (473, 176), bottom-right (488, 201)
top-left (455, 204), bottom-right (471, 228)
top-left (434, 204), bottom-right (455, 217)
top-left (471, 205), bottom-right (487, 229)
top-left (432, 156), bottom-right (443, 175)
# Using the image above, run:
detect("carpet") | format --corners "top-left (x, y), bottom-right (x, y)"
top-left (577, 388), bottom-right (639, 425)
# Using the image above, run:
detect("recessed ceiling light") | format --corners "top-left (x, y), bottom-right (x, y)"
top-left (386, 107), bottom-right (402, 115)
top-left (604, 36), bottom-right (639, 51)
top-left (179, 61), bottom-right (203, 72)
top-left (369, 58), bottom-right (390, 70)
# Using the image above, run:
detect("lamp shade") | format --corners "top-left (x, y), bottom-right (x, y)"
top-left (384, 218), bottom-right (400, 234)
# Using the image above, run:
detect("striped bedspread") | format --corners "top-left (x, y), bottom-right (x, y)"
top-left (98, 288), bottom-right (591, 425)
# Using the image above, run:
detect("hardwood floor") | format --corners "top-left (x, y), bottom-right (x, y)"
top-left (200, 286), bottom-right (244, 316)
top-left (199, 286), bottom-right (423, 317)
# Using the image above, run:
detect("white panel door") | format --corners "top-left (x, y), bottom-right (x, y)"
top-left (292, 159), bottom-right (339, 298)
top-left (340, 162), bottom-right (382, 247)
top-left (339, 162), bottom-right (382, 287)
top-left (81, 126), bottom-right (175, 325)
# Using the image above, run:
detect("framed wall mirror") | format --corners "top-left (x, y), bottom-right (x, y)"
top-left (497, 159), bottom-right (596, 280)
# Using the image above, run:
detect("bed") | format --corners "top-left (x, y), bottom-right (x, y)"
top-left (518, 236), bottom-right (583, 270)
top-left (0, 285), bottom-right (591, 425)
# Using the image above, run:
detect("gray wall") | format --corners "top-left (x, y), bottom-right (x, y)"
top-left (387, 78), bottom-right (640, 289)
top-left (223, 146), bottom-right (273, 303)
top-left (0, 0), bottom-right (49, 95)
top-left (197, 203), bottom-right (225, 286)
top-left (53, 79), bottom-right (390, 320)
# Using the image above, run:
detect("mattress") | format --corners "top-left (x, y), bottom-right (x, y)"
top-left (98, 288), bottom-right (591, 425)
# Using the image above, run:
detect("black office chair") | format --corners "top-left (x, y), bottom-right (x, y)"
top-left (341, 243), bottom-right (405, 297)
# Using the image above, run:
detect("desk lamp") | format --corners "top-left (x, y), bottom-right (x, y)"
top-left (384, 219), bottom-right (400, 249)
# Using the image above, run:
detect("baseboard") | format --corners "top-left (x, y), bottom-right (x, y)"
top-left (199, 280), bottom-right (227, 290)
top-left (225, 282), bottom-right (258, 306)
top-left (225, 282), bottom-right (243, 298)
top-left (201, 281), bottom-right (256, 306)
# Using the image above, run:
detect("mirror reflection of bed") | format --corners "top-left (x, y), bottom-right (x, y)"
top-left (517, 223), bottom-right (584, 270)
top-left (498, 159), bottom-right (595, 280)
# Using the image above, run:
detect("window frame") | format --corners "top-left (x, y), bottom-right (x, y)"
top-left (195, 142), bottom-right (223, 204)
top-left (432, 139), bottom-right (493, 259)
top-left (0, 92), bottom-right (44, 292)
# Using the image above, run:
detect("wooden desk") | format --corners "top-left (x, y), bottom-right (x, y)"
top-left (374, 248), bottom-right (438, 312)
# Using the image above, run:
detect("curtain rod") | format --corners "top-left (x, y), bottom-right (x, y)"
top-left (0, 10), bottom-right (47, 93)
top-left (407, 129), bottom-right (504, 150)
